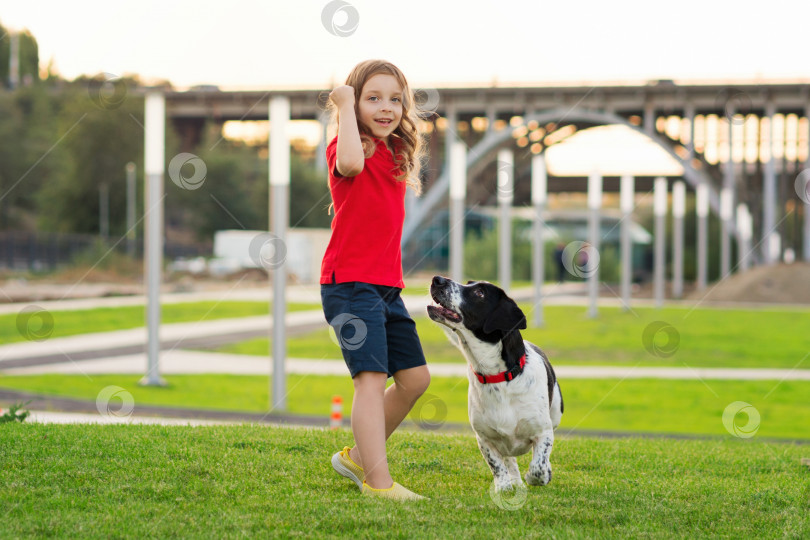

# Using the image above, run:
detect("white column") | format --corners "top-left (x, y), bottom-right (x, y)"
top-left (653, 177), bottom-right (667, 308)
top-left (141, 91), bottom-right (166, 387)
top-left (720, 187), bottom-right (733, 277)
top-left (737, 203), bottom-right (752, 272)
top-left (587, 170), bottom-right (602, 319)
top-left (763, 101), bottom-right (778, 264)
top-left (644, 100), bottom-right (655, 135)
top-left (486, 104), bottom-right (497, 132)
top-left (685, 103), bottom-right (696, 161)
top-left (620, 175), bottom-right (634, 310)
top-left (532, 154), bottom-right (547, 327)
top-left (497, 149), bottom-right (514, 292)
top-left (99, 182), bottom-right (109, 241)
top-left (449, 141), bottom-right (466, 282)
top-left (444, 102), bottom-right (457, 165)
top-left (722, 104), bottom-right (736, 276)
top-left (743, 204), bottom-right (753, 270)
top-left (672, 181), bottom-right (686, 299)
top-left (804, 105), bottom-right (810, 261)
top-left (696, 180), bottom-right (709, 290)
top-left (270, 95), bottom-right (290, 412)
top-left (126, 162), bottom-right (137, 258)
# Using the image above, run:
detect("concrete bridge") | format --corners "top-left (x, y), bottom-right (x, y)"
top-left (137, 81), bottom-right (810, 399)
top-left (154, 80), bottom-right (810, 275)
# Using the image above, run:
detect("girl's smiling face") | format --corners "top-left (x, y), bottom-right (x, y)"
top-left (357, 73), bottom-right (403, 144)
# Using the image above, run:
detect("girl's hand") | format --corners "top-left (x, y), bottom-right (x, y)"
top-left (330, 85), bottom-right (355, 109)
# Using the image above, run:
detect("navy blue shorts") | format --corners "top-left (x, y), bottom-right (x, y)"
top-left (321, 281), bottom-right (427, 378)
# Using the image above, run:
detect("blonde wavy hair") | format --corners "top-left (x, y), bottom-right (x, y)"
top-left (326, 59), bottom-right (424, 195)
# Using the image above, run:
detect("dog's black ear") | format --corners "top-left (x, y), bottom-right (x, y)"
top-left (483, 295), bottom-right (527, 334)
top-left (466, 280), bottom-right (476, 285)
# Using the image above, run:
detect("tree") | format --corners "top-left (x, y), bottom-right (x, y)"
top-left (36, 77), bottom-right (145, 235)
top-left (0, 24), bottom-right (40, 88)
top-left (164, 124), bottom-right (332, 241)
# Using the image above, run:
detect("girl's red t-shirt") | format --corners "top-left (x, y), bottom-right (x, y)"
top-left (320, 136), bottom-right (407, 288)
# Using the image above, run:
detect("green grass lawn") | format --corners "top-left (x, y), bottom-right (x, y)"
top-left (0, 423), bottom-right (807, 538)
top-left (216, 304), bottom-right (810, 369)
top-left (2, 373), bottom-right (808, 440)
top-left (3, 301), bottom-right (320, 344)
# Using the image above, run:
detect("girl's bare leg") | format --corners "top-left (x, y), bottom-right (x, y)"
top-left (350, 371), bottom-right (391, 489)
top-left (349, 365), bottom-right (430, 487)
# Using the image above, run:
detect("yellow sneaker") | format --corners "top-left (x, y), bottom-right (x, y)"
top-left (331, 446), bottom-right (364, 489)
top-left (361, 481), bottom-right (426, 501)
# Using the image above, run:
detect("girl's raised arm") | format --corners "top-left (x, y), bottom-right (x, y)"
top-left (330, 85), bottom-right (365, 177)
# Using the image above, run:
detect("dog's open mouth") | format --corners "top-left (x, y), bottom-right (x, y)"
top-left (427, 303), bottom-right (462, 323)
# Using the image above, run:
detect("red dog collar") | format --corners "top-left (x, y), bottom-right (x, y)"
top-left (472, 355), bottom-right (526, 384)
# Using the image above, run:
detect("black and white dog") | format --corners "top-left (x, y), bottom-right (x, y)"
top-left (427, 276), bottom-right (563, 492)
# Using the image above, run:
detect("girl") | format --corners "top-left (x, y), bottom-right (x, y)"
top-left (321, 60), bottom-right (430, 501)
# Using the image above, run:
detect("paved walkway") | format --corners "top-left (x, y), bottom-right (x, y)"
top-left (4, 349), bottom-right (810, 380)
top-left (22, 410), bottom-right (238, 426)
top-left (4, 283), bottom-right (809, 430)
top-left (2, 282), bottom-right (809, 382)
top-left (0, 284), bottom-right (325, 315)
top-left (0, 284), bottom-right (577, 367)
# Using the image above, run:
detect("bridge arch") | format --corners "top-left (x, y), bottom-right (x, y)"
top-left (403, 107), bottom-right (729, 246)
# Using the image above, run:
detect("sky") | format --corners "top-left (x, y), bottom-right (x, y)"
top-left (2, 0), bottom-right (808, 90)
top-left (2, 0), bottom-right (807, 177)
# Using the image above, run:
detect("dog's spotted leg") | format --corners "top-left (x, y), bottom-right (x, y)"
top-left (476, 437), bottom-right (513, 492)
top-left (525, 428), bottom-right (554, 486)
top-left (504, 456), bottom-right (523, 488)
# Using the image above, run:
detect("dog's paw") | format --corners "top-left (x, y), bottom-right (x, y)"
top-left (525, 466), bottom-right (552, 486)
top-left (488, 479), bottom-right (528, 510)
top-left (492, 477), bottom-right (516, 493)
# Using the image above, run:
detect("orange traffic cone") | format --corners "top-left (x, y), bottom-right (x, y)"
top-left (330, 395), bottom-right (343, 430)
